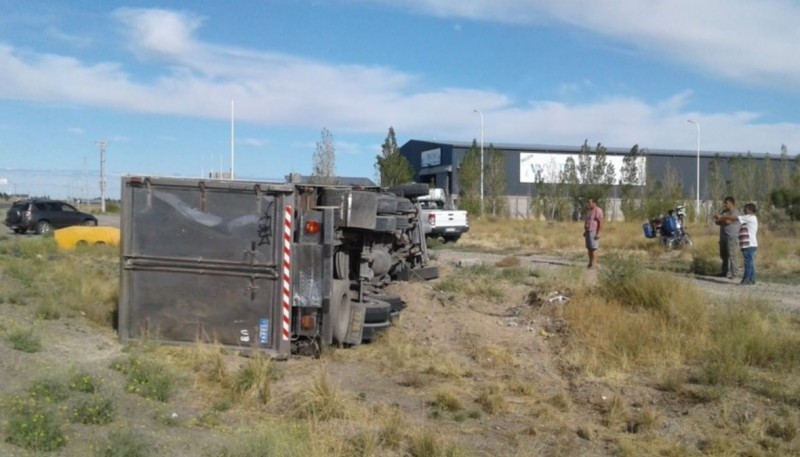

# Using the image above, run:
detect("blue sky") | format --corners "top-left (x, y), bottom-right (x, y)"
top-left (2, 0), bottom-right (800, 198)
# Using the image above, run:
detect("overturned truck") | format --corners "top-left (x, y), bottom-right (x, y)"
top-left (118, 177), bottom-right (437, 357)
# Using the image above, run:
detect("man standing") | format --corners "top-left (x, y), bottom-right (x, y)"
top-left (715, 202), bottom-right (758, 285)
top-left (584, 197), bottom-right (604, 269)
top-left (713, 196), bottom-right (740, 279)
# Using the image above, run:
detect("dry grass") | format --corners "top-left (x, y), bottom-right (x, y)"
top-left (2, 218), bottom-right (800, 456)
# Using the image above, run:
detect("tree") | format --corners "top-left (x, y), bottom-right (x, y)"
top-left (619, 144), bottom-right (644, 220)
top-left (570, 141), bottom-right (615, 219)
top-left (375, 127), bottom-right (414, 187)
top-left (311, 128), bottom-right (337, 184)
top-left (457, 139), bottom-right (482, 215)
top-left (706, 154), bottom-right (727, 210)
top-left (484, 144), bottom-right (507, 216)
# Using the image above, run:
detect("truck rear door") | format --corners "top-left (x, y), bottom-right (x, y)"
top-left (118, 177), bottom-right (295, 356)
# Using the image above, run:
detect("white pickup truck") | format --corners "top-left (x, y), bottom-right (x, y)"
top-left (416, 188), bottom-right (469, 243)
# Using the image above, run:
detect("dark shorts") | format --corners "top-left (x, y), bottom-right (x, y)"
top-left (585, 231), bottom-right (599, 250)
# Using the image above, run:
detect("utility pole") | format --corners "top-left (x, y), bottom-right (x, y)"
top-left (95, 141), bottom-right (108, 213)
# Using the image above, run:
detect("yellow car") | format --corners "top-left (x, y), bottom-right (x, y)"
top-left (54, 226), bottom-right (120, 250)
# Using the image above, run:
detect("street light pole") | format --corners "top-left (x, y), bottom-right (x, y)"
top-left (473, 109), bottom-right (484, 215)
top-left (687, 120), bottom-right (700, 221)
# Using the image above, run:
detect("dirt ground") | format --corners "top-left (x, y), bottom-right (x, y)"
top-left (2, 226), bottom-right (800, 456)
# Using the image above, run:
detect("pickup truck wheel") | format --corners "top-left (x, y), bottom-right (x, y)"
top-left (83, 219), bottom-right (98, 226)
top-left (36, 220), bottom-right (52, 235)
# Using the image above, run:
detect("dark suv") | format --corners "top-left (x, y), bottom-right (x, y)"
top-left (4, 199), bottom-right (98, 235)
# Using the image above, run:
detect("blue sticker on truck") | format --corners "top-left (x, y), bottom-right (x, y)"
top-left (259, 318), bottom-right (270, 346)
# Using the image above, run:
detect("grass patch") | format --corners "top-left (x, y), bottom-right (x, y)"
top-left (233, 352), bottom-right (279, 405)
top-left (289, 368), bottom-right (350, 421)
top-left (95, 429), bottom-right (151, 457)
top-left (110, 354), bottom-right (175, 402)
top-left (212, 421), bottom-right (315, 457)
top-left (68, 394), bottom-right (115, 424)
top-left (3, 397), bottom-right (66, 452)
top-left (6, 325), bottom-right (42, 353)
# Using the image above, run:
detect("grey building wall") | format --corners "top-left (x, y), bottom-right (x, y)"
top-left (400, 139), bottom-right (775, 201)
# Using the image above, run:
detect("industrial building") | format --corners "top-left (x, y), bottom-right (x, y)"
top-left (399, 139), bottom-right (775, 218)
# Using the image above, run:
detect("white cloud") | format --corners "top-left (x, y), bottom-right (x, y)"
top-left (0, 5), bottom-right (798, 160)
top-left (362, 0), bottom-right (800, 91)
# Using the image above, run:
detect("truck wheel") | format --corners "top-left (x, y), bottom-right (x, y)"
top-left (395, 199), bottom-right (415, 214)
top-left (376, 194), bottom-right (398, 214)
top-left (375, 216), bottom-right (396, 232)
top-left (331, 280), bottom-right (352, 344)
top-left (394, 216), bottom-right (411, 230)
top-left (410, 266), bottom-right (439, 281)
top-left (320, 188), bottom-right (348, 207)
top-left (363, 298), bottom-right (392, 324)
top-left (389, 183), bottom-right (430, 199)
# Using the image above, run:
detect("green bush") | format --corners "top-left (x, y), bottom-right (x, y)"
top-left (111, 355), bottom-right (175, 402)
top-left (7, 327), bottom-right (42, 353)
top-left (4, 398), bottom-right (66, 452)
top-left (69, 394), bottom-right (115, 425)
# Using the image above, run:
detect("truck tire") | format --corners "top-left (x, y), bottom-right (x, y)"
top-left (388, 183), bottom-right (429, 199)
top-left (319, 188), bottom-right (348, 207)
top-left (363, 298), bottom-right (392, 324)
top-left (330, 280), bottom-right (352, 344)
top-left (394, 216), bottom-right (411, 230)
top-left (410, 266), bottom-right (439, 281)
top-left (395, 199), bottom-right (415, 214)
top-left (375, 216), bottom-right (396, 232)
top-left (442, 234), bottom-right (461, 243)
top-left (376, 194), bottom-right (398, 214)
top-left (361, 320), bottom-right (392, 342)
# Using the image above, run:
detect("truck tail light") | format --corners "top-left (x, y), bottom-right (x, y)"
top-left (300, 313), bottom-right (316, 330)
top-left (428, 213), bottom-right (436, 226)
top-left (304, 220), bottom-right (320, 234)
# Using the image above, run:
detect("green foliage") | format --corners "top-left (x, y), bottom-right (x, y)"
top-left (6, 326), bottom-right (42, 353)
top-left (770, 186), bottom-right (800, 220)
top-left (4, 397), bottom-right (66, 452)
top-left (69, 370), bottom-right (101, 393)
top-left (111, 355), bottom-right (175, 402)
top-left (95, 429), bottom-right (151, 457)
top-left (28, 377), bottom-right (70, 403)
top-left (458, 140), bottom-right (482, 206)
top-left (68, 394), bottom-right (115, 424)
top-left (376, 126), bottom-right (414, 187)
top-left (407, 431), bottom-right (468, 457)
top-left (311, 127), bottom-right (337, 184)
top-left (484, 144), bottom-right (508, 216)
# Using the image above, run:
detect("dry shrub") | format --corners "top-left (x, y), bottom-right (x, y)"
top-left (233, 352), bottom-right (279, 405)
top-left (290, 367), bottom-right (351, 421)
top-left (561, 295), bottom-right (707, 377)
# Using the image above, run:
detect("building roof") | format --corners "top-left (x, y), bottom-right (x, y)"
top-left (402, 139), bottom-right (774, 159)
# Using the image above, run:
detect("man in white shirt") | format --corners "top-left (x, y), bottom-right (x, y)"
top-left (715, 203), bottom-right (758, 285)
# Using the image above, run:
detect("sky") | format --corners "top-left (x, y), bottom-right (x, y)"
top-left (2, 0), bottom-right (800, 199)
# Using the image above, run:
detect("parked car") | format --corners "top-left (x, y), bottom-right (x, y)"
top-left (4, 199), bottom-right (98, 234)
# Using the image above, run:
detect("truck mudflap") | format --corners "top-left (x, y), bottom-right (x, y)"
top-left (343, 300), bottom-right (366, 345)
